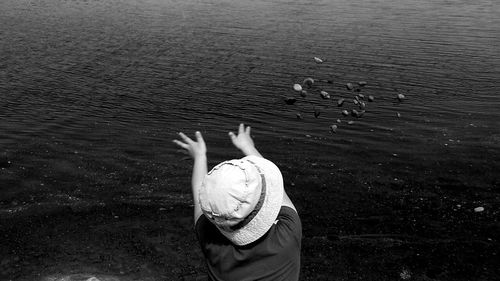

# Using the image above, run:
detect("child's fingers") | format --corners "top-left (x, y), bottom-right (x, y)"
top-left (173, 139), bottom-right (189, 149)
top-left (238, 123), bottom-right (245, 135)
top-left (178, 132), bottom-right (194, 144)
top-left (176, 149), bottom-right (189, 155)
top-left (228, 131), bottom-right (236, 140)
top-left (245, 126), bottom-right (251, 135)
top-left (195, 131), bottom-right (205, 144)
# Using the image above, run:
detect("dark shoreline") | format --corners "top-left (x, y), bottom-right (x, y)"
top-left (1, 175), bottom-right (498, 281)
top-left (1, 202), bottom-right (205, 281)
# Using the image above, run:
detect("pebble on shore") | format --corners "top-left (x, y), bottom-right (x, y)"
top-left (320, 91), bottom-right (330, 99)
top-left (330, 124), bottom-right (337, 133)
top-left (346, 83), bottom-right (354, 91)
top-left (293, 84), bottom-right (303, 91)
top-left (474, 206), bottom-right (484, 213)
top-left (300, 90), bottom-right (308, 97)
top-left (368, 95), bottom-right (375, 102)
top-left (303, 78), bottom-right (314, 88)
top-left (341, 110), bottom-right (349, 116)
top-left (337, 98), bottom-right (345, 107)
top-left (284, 97), bottom-right (297, 105)
top-left (314, 57), bottom-right (324, 63)
top-left (296, 113), bottom-right (303, 119)
top-left (358, 81), bottom-right (367, 87)
top-left (351, 109), bottom-right (359, 117)
top-left (351, 109), bottom-right (365, 118)
top-left (397, 93), bottom-right (405, 101)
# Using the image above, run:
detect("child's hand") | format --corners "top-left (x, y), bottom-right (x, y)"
top-left (229, 124), bottom-right (262, 157)
top-left (173, 131), bottom-right (207, 159)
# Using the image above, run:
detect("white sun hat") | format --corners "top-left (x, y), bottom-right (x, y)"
top-left (199, 155), bottom-right (284, 246)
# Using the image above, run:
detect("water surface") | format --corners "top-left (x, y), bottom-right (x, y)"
top-left (1, 0), bottom-right (499, 224)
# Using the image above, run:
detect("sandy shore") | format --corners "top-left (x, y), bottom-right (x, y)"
top-left (1, 170), bottom-right (498, 281)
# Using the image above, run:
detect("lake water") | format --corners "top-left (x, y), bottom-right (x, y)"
top-left (1, 0), bottom-right (499, 224)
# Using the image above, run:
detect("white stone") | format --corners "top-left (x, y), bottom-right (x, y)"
top-left (293, 84), bottom-right (302, 91)
top-left (474, 206), bottom-right (484, 212)
top-left (314, 57), bottom-right (323, 63)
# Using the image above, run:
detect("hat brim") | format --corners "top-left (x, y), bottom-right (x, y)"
top-left (216, 155), bottom-right (284, 246)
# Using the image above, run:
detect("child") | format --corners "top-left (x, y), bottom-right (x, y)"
top-left (173, 123), bottom-right (302, 280)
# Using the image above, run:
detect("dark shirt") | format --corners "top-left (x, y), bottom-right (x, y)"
top-left (195, 206), bottom-right (302, 281)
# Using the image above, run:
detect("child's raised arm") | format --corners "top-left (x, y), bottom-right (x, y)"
top-left (173, 131), bottom-right (207, 224)
top-left (228, 124), bottom-right (296, 212)
top-left (228, 123), bottom-right (263, 158)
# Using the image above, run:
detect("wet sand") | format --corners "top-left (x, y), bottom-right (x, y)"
top-left (2, 162), bottom-right (498, 281)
